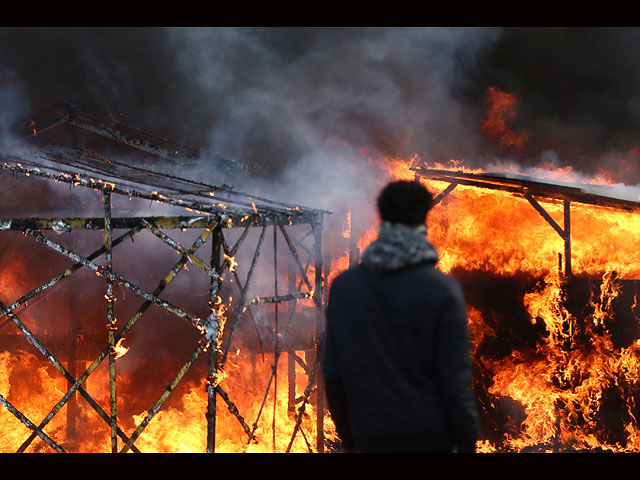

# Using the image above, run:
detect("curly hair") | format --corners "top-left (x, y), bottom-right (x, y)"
top-left (377, 180), bottom-right (434, 226)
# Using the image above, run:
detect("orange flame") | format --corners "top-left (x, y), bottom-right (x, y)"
top-left (112, 338), bottom-right (129, 360)
top-left (482, 86), bottom-right (530, 155)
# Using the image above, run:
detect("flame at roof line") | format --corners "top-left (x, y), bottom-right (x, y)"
top-left (0, 147), bottom-right (329, 221)
top-left (7, 101), bottom-right (330, 221)
top-left (413, 167), bottom-right (640, 211)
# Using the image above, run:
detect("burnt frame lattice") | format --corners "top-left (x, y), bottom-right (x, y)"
top-left (0, 147), bottom-right (329, 453)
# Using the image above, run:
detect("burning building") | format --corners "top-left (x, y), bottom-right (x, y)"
top-left (3, 27), bottom-right (640, 454)
top-left (5, 102), bottom-right (640, 453)
top-left (397, 164), bottom-right (640, 452)
top-left (0, 102), bottom-right (333, 453)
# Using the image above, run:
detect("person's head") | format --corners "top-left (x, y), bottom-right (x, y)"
top-left (377, 180), bottom-right (434, 226)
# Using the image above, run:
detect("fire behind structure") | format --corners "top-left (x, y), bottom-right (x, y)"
top-left (412, 167), bottom-right (640, 452)
top-left (0, 102), bottom-right (331, 453)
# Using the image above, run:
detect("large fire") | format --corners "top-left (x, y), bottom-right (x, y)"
top-left (326, 85), bottom-right (640, 452)
top-left (337, 156), bottom-right (640, 452)
top-left (0, 207), bottom-right (334, 453)
top-left (0, 348), bottom-right (329, 452)
top-left (3, 86), bottom-right (640, 453)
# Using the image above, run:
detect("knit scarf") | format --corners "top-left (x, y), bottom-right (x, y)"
top-left (360, 221), bottom-right (439, 272)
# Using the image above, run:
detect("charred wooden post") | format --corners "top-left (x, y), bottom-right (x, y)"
top-left (312, 219), bottom-right (325, 453)
top-left (207, 225), bottom-right (222, 453)
top-left (272, 217), bottom-right (279, 452)
top-left (564, 199), bottom-right (572, 279)
top-left (103, 188), bottom-right (118, 453)
top-left (288, 257), bottom-right (297, 416)
top-left (523, 193), bottom-right (573, 281)
top-left (66, 186), bottom-right (82, 443)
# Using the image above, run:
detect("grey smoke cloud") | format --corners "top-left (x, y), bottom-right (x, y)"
top-left (0, 66), bottom-right (31, 151)
top-left (3, 27), bottom-right (640, 213)
top-left (166, 27), bottom-right (500, 172)
top-left (160, 27), bottom-right (501, 230)
top-left (474, 27), bottom-right (640, 181)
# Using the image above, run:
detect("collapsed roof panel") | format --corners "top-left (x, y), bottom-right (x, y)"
top-left (2, 102), bottom-right (329, 227)
top-left (20, 101), bottom-right (248, 180)
top-left (0, 147), bottom-right (326, 227)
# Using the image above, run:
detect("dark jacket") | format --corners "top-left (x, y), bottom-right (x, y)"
top-left (323, 258), bottom-right (479, 453)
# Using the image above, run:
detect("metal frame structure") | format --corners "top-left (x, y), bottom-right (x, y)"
top-left (413, 167), bottom-right (640, 280)
top-left (0, 146), bottom-right (329, 453)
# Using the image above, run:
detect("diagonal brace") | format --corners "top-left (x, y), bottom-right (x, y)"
top-left (20, 227), bottom-right (203, 330)
top-left (141, 219), bottom-right (219, 280)
top-left (525, 193), bottom-right (567, 239)
top-left (17, 223), bottom-right (217, 453)
top-left (0, 394), bottom-right (66, 453)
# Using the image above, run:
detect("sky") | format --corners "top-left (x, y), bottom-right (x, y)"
top-left (2, 27), bottom-right (640, 213)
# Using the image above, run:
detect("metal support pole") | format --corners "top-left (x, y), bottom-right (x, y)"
top-left (272, 216), bottom-right (279, 452)
top-left (287, 258), bottom-right (296, 415)
top-left (312, 218), bottom-right (325, 453)
top-left (207, 225), bottom-right (222, 453)
top-left (104, 188), bottom-right (117, 453)
top-left (525, 194), bottom-right (572, 280)
top-left (564, 199), bottom-right (572, 279)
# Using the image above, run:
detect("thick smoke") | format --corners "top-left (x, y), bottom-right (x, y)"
top-left (3, 27), bottom-right (640, 211)
top-left (163, 26), bottom-right (502, 226)
top-left (473, 27), bottom-right (640, 184)
top-left (0, 28), bottom-right (497, 206)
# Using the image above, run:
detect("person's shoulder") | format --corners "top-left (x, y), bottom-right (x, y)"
top-left (331, 263), bottom-right (368, 286)
top-left (435, 270), bottom-right (466, 303)
top-left (415, 265), bottom-right (464, 298)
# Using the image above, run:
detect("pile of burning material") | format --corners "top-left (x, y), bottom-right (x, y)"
top-left (0, 146), bottom-right (333, 453)
top-left (408, 166), bottom-right (640, 452)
